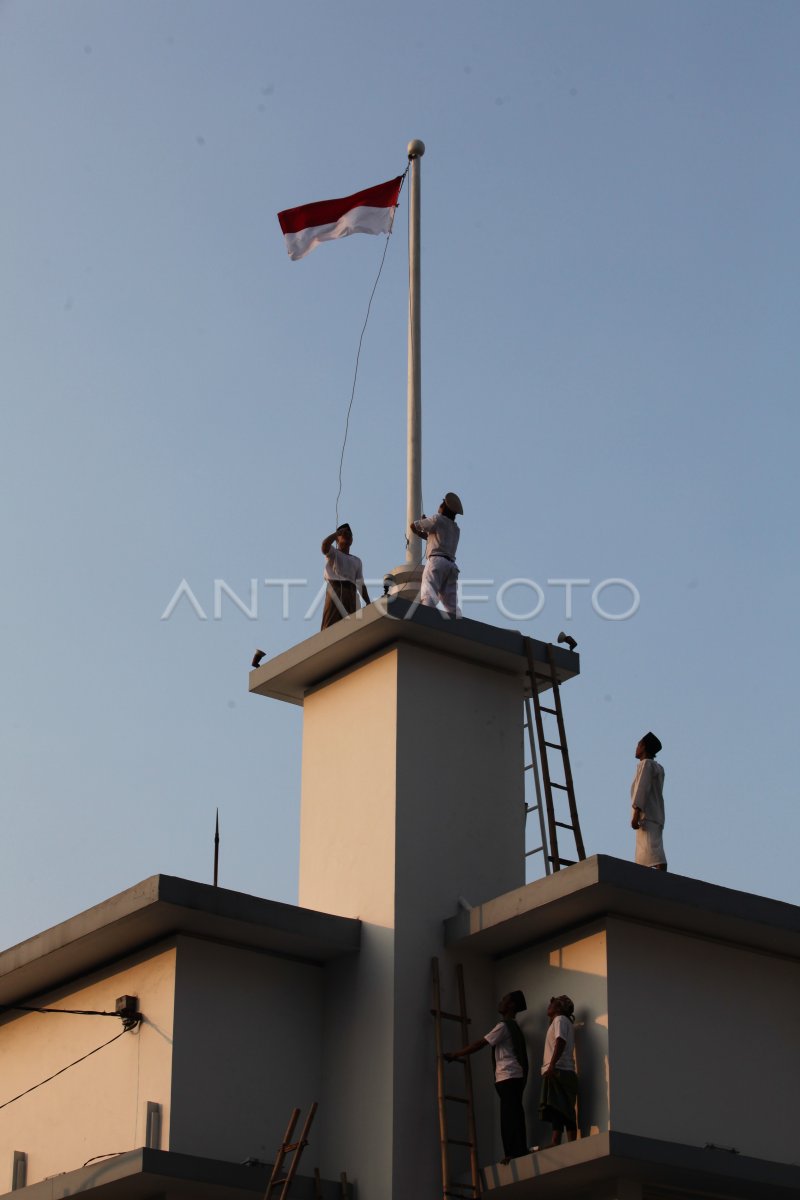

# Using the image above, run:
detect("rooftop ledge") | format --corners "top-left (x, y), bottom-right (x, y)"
top-left (445, 854), bottom-right (800, 961)
top-left (249, 596), bottom-right (579, 706)
top-left (0, 1147), bottom-right (336, 1200)
top-left (478, 1130), bottom-right (800, 1199)
top-left (0, 876), bottom-right (361, 1010)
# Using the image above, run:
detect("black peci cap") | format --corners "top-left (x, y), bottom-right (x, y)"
top-left (641, 732), bottom-right (662, 756)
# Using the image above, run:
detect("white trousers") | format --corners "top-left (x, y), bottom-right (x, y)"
top-left (420, 556), bottom-right (460, 617)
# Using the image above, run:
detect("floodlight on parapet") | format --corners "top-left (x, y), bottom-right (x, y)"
top-left (557, 632), bottom-right (578, 652)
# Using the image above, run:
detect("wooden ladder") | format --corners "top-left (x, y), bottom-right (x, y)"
top-left (313, 1167), bottom-right (351, 1198)
top-left (264, 1103), bottom-right (318, 1200)
top-left (523, 638), bottom-right (586, 871)
top-left (431, 958), bottom-right (481, 1200)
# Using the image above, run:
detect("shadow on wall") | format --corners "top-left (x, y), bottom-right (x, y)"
top-left (573, 1009), bottom-right (609, 1140)
top-left (495, 927), bottom-right (609, 1150)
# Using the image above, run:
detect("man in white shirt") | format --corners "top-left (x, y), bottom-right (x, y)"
top-left (320, 523), bottom-right (370, 630)
top-left (539, 994), bottom-right (577, 1146)
top-left (444, 989), bottom-right (528, 1163)
top-left (410, 492), bottom-right (463, 617)
top-left (630, 731), bottom-right (666, 870)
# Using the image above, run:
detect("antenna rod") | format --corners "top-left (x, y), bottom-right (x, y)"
top-left (213, 808), bottom-right (220, 887)
top-left (405, 139), bottom-right (425, 567)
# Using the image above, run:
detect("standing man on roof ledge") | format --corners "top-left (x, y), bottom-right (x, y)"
top-left (630, 731), bottom-right (667, 871)
top-left (320, 523), bottom-right (370, 630)
top-left (410, 492), bottom-right (463, 617)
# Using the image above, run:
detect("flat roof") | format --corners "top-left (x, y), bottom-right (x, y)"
top-left (5, 1133), bottom-right (798, 1200)
top-left (0, 876), bottom-right (361, 1009)
top-left (249, 596), bottom-right (579, 705)
top-left (479, 1131), bottom-right (800, 1198)
top-left (0, 1147), bottom-right (332, 1200)
top-left (445, 854), bottom-right (800, 961)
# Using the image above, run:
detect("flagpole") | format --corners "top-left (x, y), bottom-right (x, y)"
top-left (406, 139), bottom-right (424, 568)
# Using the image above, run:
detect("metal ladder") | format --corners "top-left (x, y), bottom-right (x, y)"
top-left (264, 1103), bottom-right (318, 1200)
top-left (523, 690), bottom-right (550, 876)
top-left (431, 959), bottom-right (481, 1200)
top-left (523, 638), bottom-right (586, 871)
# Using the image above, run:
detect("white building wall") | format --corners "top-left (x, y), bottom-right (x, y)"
top-left (0, 944), bottom-right (176, 1189)
top-left (299, 649), bottom-right (399, 1197)
top-left (392, 644), bottom-right (524, 1195)
top-left (168, 935), bottom-right (324, 1165)
top-left (299, 649), bottom-right (399, 926)
top-left (606, 917), bottom-right (800, 1163)
top-left (319, 928), bottom-right (395, 1188)
top-left (492, 922), bottom-right (610, 1157)
top-left (298, 642), bottom-right (525, 1200)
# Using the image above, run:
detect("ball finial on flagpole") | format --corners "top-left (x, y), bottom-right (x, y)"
top-left (407, 139), bottom-right (425, 159)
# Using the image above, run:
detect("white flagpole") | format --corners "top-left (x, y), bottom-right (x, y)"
top-left (405, 139), bottom-right (425, 568)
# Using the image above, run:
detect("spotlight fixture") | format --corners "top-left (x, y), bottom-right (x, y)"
top-left (557, 632), bottom-right (578, 652)
top-left (251, 649), bottom-right (266, 669)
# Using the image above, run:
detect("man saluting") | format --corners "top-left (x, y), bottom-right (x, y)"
top-left (320, 523), bottom-right (370, 630)
top-left (410, 491), bottom-right (463, 617)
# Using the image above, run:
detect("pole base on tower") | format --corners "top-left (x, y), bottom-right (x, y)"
top-left (384, 562), bottom-right (424, 603)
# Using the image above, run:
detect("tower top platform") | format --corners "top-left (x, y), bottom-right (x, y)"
top-left (249, 597), bottom-right (579, 706)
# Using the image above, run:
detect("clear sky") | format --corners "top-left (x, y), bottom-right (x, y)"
top-left (2, 0), bottom-right (799, 950)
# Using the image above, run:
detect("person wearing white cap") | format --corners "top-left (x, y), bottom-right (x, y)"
top-left (410, 492), bottom-right (463, 617)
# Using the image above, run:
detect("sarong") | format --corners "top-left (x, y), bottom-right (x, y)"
top-left (635, 820), bottom-right (666, 868)
top-left (321, 580), bottom-right (358, 630)
top-left (539, 1069), bottom-right (577, 1130)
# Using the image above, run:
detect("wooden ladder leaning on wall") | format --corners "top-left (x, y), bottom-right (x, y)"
top-left (431, 958), bottom-right (481, 1200)
top-left (264, 1102), bottom-right (318, 1200)
top-left (314, 1166), bottom-right (352, 1198)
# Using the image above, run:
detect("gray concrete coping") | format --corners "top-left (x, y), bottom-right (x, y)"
top-left (0, 1147), bottom-right (340, 1199)
top-left (248, 596), bottom-right (579, 705)
top-left (445, 854), bottom-right (800, 961)
top-left (0, 875), bottom-right (361, 1009)
top-left (478, 1130), bottom-right (800, 1198)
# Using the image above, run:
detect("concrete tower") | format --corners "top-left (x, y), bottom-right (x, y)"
top-left (250, 596), bottom-right (578, 1197)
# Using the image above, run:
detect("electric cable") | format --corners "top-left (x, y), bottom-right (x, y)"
top-left (335, 166), bottom-right (409, 528)
top-left (0, 1025), bottom-right (134, 1112)
top-left (0, 1004), bottom-right (122, 1017)
top-left (83, 1152), bottom-right (127, 1168)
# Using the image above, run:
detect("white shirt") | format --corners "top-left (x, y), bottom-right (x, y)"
top-left (324, 547), bottom-right (364, 587)
top-left (416, 513), bottom-right (460, 562)
top-left (541, 1015), bottom-right (575, 1075)
top-left (631, 759), bottom-right (666, 827)
top-left (484, 1021), bottom-right (524, 1082)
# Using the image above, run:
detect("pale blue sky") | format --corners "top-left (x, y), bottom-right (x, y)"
top-left (2, 0), bottom-right (799, 949)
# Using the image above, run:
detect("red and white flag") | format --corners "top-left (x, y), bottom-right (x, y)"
top-left (278, 176), bottom-right (403, 261)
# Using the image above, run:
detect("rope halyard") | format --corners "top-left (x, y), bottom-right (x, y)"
top-left (334, 165), bottom-right (409, 527)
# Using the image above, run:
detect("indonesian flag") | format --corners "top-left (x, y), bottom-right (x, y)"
top-left (278, 176), bottom-right (403, 261)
